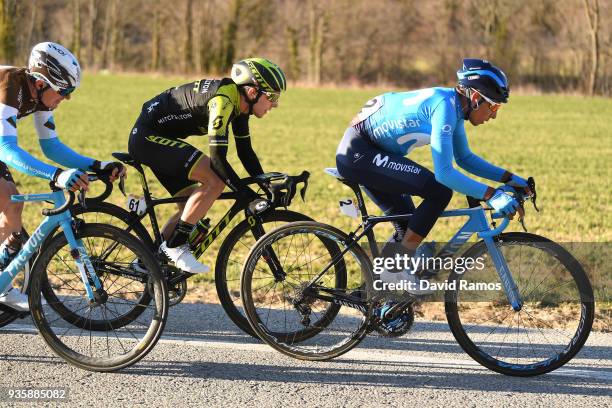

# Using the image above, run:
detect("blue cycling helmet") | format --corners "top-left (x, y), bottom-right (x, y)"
top-left (457, 58), bottom-right (509, 103)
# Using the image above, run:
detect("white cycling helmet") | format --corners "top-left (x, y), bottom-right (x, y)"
top-left (28, 42), bottom-right (81, 95)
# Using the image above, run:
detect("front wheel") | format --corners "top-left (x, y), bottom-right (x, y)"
top-left (445, 233), bottom-right (594, 376)
top-left (215, 210), bottom-right (313, 337)
top-left (29, 224), bottom-right (168, 372)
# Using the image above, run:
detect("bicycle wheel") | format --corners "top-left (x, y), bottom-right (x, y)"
top-left (216, 210), bottom-right (313, 337)
top-left (241, 221), bottom-right (373, 360)
top-left (41, 202), bottom-right (156, 330)
top-left (29, 224), bottom-right (168, 372)
top-left (445, 232), bottom-right (594, 376)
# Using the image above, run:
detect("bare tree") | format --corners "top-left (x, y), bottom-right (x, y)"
top-left (151, 0), bottom-right (160, 71)
top-left (184, 0), bottom-right (194, 72)
top-left (583, 0), bottom-right (600, 95)
top-left (71, 0), bottom-right (81, 59)
top-left (0, 0), bottom-right (17, 64)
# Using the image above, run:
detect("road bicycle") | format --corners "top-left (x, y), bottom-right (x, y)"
top-left (50, 151), bottom-right (313, 337)
top-left (240, 168), bottom-right (595, 376)
top-left (0, 179), bottom-right (168, 371)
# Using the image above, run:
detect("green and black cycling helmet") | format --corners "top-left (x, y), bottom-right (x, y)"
top-left (231, 57), bottom-right (287, 93)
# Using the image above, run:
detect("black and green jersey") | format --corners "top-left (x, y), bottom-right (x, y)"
top-left (134, 78), bottom-right (263, 195)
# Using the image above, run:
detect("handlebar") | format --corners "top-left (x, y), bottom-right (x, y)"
top-left (466, 177), bottom-right (538, 232)
top-left (42, 190), bottom-right (76, 216)
top-left (41, 172), bottom-right (124, 215)
top-left (254, 171), bottom-right (310, 208)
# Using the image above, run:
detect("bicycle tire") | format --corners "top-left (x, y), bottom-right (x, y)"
top-left (29, 223), bottom-right (168, 372)
top-left (445, 232), bottom-right (594, 376)
top-left (41, 202), bottom-right (155, 330)
top-left (242, 221), bottom-right (373, 360)
top-left (215, 210), bottom-right (313, 337)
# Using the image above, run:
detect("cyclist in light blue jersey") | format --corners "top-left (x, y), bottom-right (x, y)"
top-left (336, 58), bottom-right (530, 295)
top-left (0, 42), bottom-right (126, 311)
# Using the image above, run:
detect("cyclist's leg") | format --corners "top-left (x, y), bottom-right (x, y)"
top-left (180, 155), bottom-right (225, 224)
top-left (0, 163), bottom-right (23, 242)
top-left (0, 162), bottom-right (28, 309)
top-left (159, 185), bottom-right (195, 241)
top-left (128, 126), bottom-right (220, 272)
top-left (336, 126), bottom-right (452, 246)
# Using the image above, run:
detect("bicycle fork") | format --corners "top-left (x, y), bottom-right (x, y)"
top-left (479, 223), bottom-right (523, 311)
top-left (58, 218), bottom-right (106, 305)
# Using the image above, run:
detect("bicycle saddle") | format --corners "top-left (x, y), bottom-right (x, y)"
top-left (112, 152), bottom-right (145, 173)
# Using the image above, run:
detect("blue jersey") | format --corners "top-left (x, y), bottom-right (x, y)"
top-left (352, 87), bottom-right (506, 199)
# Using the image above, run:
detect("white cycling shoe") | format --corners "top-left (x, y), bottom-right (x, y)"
top-left (379, 268), bottom-right (436, 296)
top-left (159, 242), bottom-right (210, 274)
top-left (0, 287), bottom-right (29, 312)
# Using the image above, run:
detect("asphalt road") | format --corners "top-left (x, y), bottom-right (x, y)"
top-left (1, 302), bottom-right (610, 407)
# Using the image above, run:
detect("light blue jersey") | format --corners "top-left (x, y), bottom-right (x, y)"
top-left (352, 87), bottom-right (506, 199)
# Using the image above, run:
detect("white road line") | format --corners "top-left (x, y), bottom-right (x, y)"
top-left (3, 323), bottom-right (611, 382)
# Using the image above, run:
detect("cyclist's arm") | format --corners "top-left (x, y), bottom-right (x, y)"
top-left (34, 111), bottom-right (96, 170)
top-left (0, 103), bottom-right (59, 180)
top-left (232, 114), bottom-right (264, 177)
top-left (430, 100), bottom-right (489, 199)
top-left (452, 124), bottom-right (506, 182)
top-left (207, 96), bottom-right (252, 195)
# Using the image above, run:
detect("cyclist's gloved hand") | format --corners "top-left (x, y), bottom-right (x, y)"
top-left (486, 189), bottom-right (519, 217)
top-left (53, 168), bottom-right (89, 192)
top-left (91, 160), bottom-right (127, 182)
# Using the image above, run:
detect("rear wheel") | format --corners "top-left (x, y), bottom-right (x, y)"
top-left (241, 221), bottom-right (373, 360)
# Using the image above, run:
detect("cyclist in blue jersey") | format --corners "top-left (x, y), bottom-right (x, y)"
top-left (0, 42), bottom-right (126, 311)
top-left (336, 58), bottom-right (530, 295)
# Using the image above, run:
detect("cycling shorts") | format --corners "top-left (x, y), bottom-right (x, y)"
top-left (128, 114), bottom-right (203, 196)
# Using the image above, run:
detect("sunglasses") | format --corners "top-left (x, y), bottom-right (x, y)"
top-left (479, 94), bottom-right (501, 112)
top-left (57, 86), bottom-right (76, 97)
top-left (261, 91), bottom-right (280, 104)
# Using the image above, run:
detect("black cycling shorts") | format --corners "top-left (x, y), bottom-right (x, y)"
top-left (128, 114), bottom-right (203, 196)
top-left (0, 161), bottom-right (15, 183)
top-left (336, 127), bottom-right (452, 237)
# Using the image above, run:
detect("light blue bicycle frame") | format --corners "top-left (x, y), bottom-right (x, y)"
top-left (362, 207), bottom-right (521, 310)
top-left (0, 190), bottom-right (103, 302)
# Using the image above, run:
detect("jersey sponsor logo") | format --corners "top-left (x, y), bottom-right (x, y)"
top-left (147, 101), bottom-right (160, 113)
top-left (372, 153), bottom-right (421, 175)
top-left (441, 124), bottom-right (452, 133)
top-left (396, 133), bottom-right (431, 153)
top-left (352, 152), bottom-right (364, 163)
top-left (199, 79), bottom-right (213, 94)
top-left (132, 127), bottom-right (138, 135)
top-left (212, 117), bottom-right (223, 130)
top-left (185, 150), bottom-right (200, 168)
top-left (373, 153), bottom-right (389, 167)
top-left (372, 118), bottom-right (421, 139)
top-left (157, 112), bottom-right (192, 124)
top-left (145, 135), bottom-right (188, 148)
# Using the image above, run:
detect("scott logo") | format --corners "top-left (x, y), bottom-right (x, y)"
top-left (373, 154), bottom-right (389, 167)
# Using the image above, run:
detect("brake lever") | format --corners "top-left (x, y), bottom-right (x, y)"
top-left (78, 189), bottom-right (87, 209)
top-left (527, 177), bottom-right (539, 212)
top-left (119, 175), bottom-right (126, 196)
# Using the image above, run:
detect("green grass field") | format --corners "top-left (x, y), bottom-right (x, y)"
top-left (12, 72), bottom-right (610, 327)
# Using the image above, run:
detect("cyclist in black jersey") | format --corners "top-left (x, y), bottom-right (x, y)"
top-left (128, 58), bottom-right (286, 273)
